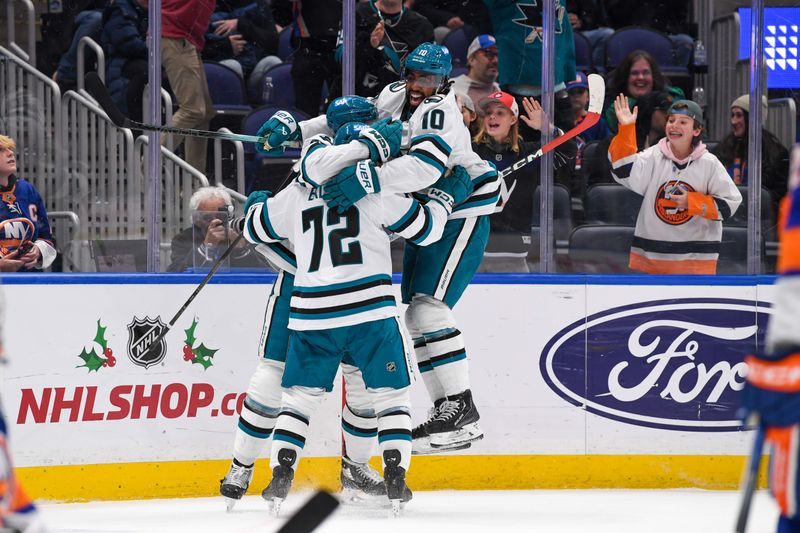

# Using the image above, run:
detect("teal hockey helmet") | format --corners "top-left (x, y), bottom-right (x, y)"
top-left (403, 43), bottom-right (452, 78)
top-left (326, 96), bottom-right (378, 133)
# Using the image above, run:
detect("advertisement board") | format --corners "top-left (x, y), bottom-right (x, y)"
top-left (0, 274), bottom-right (774, 497)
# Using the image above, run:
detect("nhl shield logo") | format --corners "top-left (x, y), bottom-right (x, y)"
top-left (127, 316), bottom-right (167, 369)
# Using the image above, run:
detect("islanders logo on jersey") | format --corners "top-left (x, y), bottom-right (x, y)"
top-left (127, 316), bottom-right (167, 369)
top-left (0, 217), bottom-right (35, 258)
top-left (654, 180), bottom-right (697, 226)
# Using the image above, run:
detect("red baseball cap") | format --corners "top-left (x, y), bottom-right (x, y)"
top-left (478, 91), bottom-right (519, 117)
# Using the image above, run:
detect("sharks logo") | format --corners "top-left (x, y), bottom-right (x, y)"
top-left (513, 1), bottom-right (565, 44)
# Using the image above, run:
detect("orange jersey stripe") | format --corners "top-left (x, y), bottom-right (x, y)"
top-left (745, 353), bottom-right (800, 392)
top-left (778, 228), bottom-right (800, 274)
top-left (766, 425), bottom-right (799, 517)
top-left (608, 123), bottom-right (637, 163)
top-left (686, 192), bottom-right (720, 220)
top-left (629, 252), bottom-right (717, 274)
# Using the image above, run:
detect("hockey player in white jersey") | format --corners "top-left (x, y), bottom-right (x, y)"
top-left (220, 96), bottom-right (406, 508)
top-left (255, 43), bottom-right (501, 454)
top-left (238, 112), bottom-right (475, 515)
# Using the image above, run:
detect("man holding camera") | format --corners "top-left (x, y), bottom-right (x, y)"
top-left (167, 187), bottom-right (270, 272)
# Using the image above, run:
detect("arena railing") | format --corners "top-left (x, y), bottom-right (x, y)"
top-left (3, 0), bottom-right (35, 65)
top-left (0, 45), bottom-right (62, 214)
top-left (709, 12), bottom-right (740, 139)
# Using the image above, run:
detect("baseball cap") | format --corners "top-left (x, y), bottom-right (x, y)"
top-left (667, 99), bottom-right (704, 126)
top-left (478, 91), bottom-right (519, 118)
top-left (566, 72), bottom-right (588, 91)
top-left (467, 34), bottom-right (497, 58)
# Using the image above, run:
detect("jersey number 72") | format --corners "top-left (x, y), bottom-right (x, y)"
top-left (302, 206), bottom-right (363, 272)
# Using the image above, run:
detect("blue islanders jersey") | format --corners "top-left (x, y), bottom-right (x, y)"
top-left (0, 177), bottom-right (53, 257)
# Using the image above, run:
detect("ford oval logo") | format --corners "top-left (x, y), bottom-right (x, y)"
top-left (540, 298), bottom-right (770, 432)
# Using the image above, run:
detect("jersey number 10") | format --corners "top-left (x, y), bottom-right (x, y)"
top-left (421, 109), bottom-right (445, 130)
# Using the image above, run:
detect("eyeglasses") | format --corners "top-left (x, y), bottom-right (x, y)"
top-left (479, 49), bottom-right (498, 59)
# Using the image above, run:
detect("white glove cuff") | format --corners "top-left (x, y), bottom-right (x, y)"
top-left (273, 110), bottom-right (297, 134)
top-left (359, 128), bottom-right (391, 162)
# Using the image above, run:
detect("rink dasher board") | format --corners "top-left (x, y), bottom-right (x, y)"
top-left (0, 273), bottom-right (774, 500)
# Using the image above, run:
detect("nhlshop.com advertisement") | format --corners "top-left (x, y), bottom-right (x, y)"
top-left (1, 276), bottom-right (773, 468)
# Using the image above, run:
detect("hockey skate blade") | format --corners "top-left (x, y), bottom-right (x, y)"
top-left (224, 497), bottom-right (238, 512)
top-left (429, 422), bottom-right (483, 448)
top-left (341, 488), bottom-right (388, 506)
top-left (388, 499), bottom-right (402, 518)
top-left (269, 497), bottom-right (284, 517)
top-left (412, 437), bottom-right (471, 455)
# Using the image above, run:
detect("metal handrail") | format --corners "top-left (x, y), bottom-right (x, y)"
top-left (48, 210), bottom-right (81, 272)
top-left (5, 0), bottom-right (35, 64)
top-left (77, 36), bottom-right (106, 90)
top-left (213, 127), bottom-right (246, 194)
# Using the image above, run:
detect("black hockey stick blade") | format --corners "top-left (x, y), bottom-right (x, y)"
top-left (277, 490), bottom-right (339, 533)
top-left (735, 424), bottom-right (765, 533)
top-left (84, 72), bottom-right (130, 128)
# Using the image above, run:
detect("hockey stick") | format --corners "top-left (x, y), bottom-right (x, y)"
top-left (83, 72), bottom-right (301, 148)
top-left (147, 233), bottom-right (244, 355)
top-left (498, 73), bottom-right (605, 180)
top-left (277, 490), bottom-right (339, 533)
top-left (735, 423), bottom-right (765, 533)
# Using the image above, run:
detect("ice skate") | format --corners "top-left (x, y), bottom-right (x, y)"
top-left (382, 450), bottom-right (412, 518)
top-left (411, 399), bottom-right (453, 455)
top-left (261, 449), bottom-right (296, 517)
top-left (341, 455), bottom-right (386, 503)
top-left (427, 390), bottom-right (483, 449)
top-left (219, 460), bottom-right (254, 512)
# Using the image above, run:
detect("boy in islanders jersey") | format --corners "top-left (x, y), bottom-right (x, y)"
top-left (609, 95), bottom-right (742, 274)
top-left (255, 43), bottom-right (500, 454)
top-left (240, 119), bottom-right (474, 514)
top-left (742, 147), bottom-right (800, 533)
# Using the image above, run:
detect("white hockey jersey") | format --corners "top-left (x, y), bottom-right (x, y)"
top-left (610, 123), bottom-right (742, 274)
top-left (297, 83), bottom-right (500, 220)
top-left (243, 182), bottom-right (452, 330)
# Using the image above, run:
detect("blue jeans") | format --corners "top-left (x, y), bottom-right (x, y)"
top-left (55, 9), bottom-right (103, 82)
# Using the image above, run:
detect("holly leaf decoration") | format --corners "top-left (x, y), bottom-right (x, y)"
top-left (184, 318), bottom-right (199, 348)
top-left (191, 343), bottom-right (218, 370)
top-left (77, 347), bottom-right (105, 372)
top-left (93, 319), bottom-right (108, 351)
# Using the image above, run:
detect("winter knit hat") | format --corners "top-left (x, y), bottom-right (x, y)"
top-left (731, 94), bottom-right (768, 120)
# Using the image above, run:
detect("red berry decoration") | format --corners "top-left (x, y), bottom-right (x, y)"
top-left (107, 357), bottom-right (116, 367)
top-left (102, 362), bottom-right (108, 367)
top-left (104, 348), bottom-right (113, 357)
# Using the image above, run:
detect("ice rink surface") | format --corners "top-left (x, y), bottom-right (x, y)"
top-left (38, 488), bottom-right (780, 533)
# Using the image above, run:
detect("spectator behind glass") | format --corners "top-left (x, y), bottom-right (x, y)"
top-left (413, 0), bottom-right (491, 43)
top-left (608, 97), bottom-right (741, 275)
top-left (101, 0), bottom-right (149, 124)
top-left (330, 0), bottom-right (433, 98)
top-left (454, 91), bottom-right (477, 133)
top-left (51, 1), bottom-right (104, 91)
top-left (566, 0), bottom-right (614, 69)
top-left (168, 187), bottom-right (270, 272)
top-left (161, 0), bottom-right (216, 174)
top-left (713, 94), bottom-right (789, 210)
top-left (472, 92), bottom-right (577, 273)
top-left (202, 0), bottom-right (281, 103)
top-left (605, 0), bottom-right (695, 68)
top-left (450, 35), bottom-right (500, 115)
top-left (603, 50), bottom-right (685, 149)
top-left (0, 135), bottom-right (57, 272)
top-left (272, 0), bottom-right (342, 117)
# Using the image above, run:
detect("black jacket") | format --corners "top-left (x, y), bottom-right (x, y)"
top-left (168, 226), bottom-right (271, 272)
top-left (413, 0), bottom-right (492, 35)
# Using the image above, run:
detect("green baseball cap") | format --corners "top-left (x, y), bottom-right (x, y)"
top-left (666, 99), bottom-right (704, 126)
